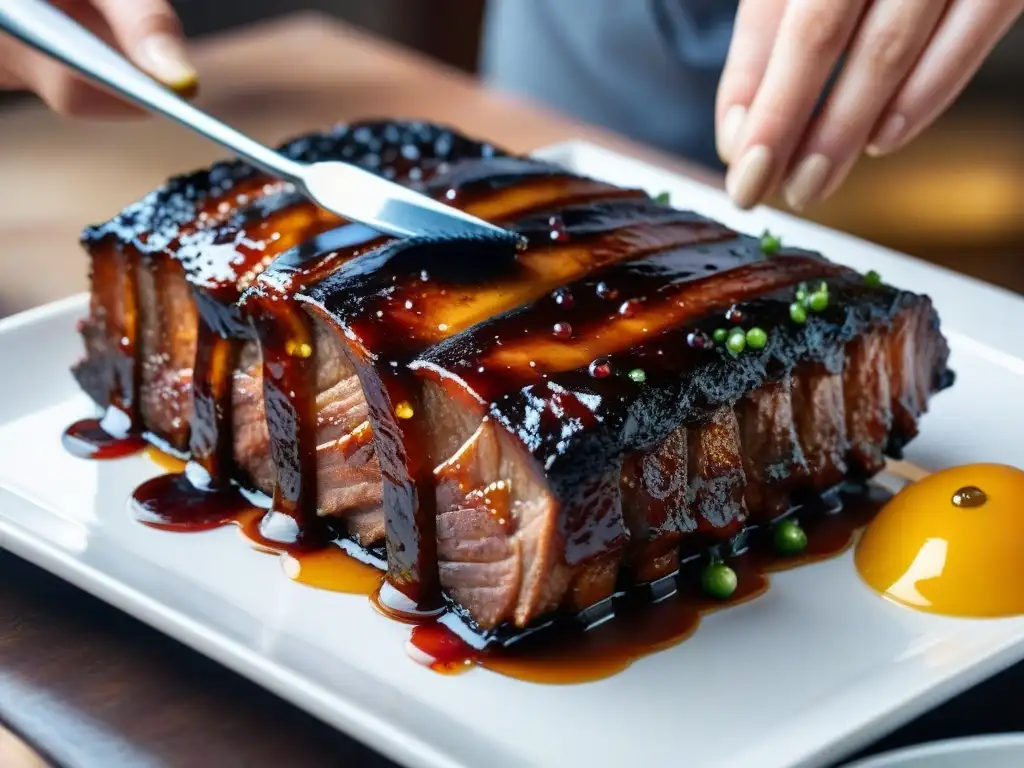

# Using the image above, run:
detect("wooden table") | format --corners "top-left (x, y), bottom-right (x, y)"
top-left (1, 13), bottom-right (1023, 768)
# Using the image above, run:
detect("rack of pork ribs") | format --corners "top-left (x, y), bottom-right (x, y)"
top-left (74, 119), bottom-right (953, 644)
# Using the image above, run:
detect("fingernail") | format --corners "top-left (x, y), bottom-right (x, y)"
top-left (726, 145), bottom-right (773, 209)
top-left (717, 105), bottom-right (747, 163)
top-left (136, 34), bottom-right (198, 95)
top-left (866, 114), bottom-right (906, 157)
top-left (783, 154), bottom-right (832, 211)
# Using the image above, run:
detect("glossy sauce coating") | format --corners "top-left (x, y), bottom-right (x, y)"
top-left (69, 121), bottom-right (953, 679)
top-left (856, 463), bottom-right (1024, 617)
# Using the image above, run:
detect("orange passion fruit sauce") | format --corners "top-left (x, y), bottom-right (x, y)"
top-left (856, 463), bottom-right (1024, 617)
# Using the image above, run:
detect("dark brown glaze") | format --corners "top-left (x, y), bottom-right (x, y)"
top-left (411, 272), bottom-right (940, 568)
top-left (252, 173), bottom-right (646, 605)
top-left (247, 287), bottom-right (332, 548)
top-left (189, 319), bottom-right (239, 482)
top-left (408, 483), bottom-right (890, 684)
top-left (303, 198), bottom-right (728, 356)
top-left (69, 120), bottom-right (955, 657)
top-left (294, 198), bottom-right (745, 604)
top-left (74, 120), bottom-right (514, 460)
top-left (124, 124), bottom-right (528, 557)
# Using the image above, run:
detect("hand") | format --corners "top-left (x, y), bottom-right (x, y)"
top-left (715, 0), bottom-right (1024, 210)
top-left (0, 0), bottom-right (195, 118)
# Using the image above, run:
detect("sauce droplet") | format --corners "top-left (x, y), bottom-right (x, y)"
top-left (552, 321), bottom-right (573, 340)
top-left (548, 215), bottom-right (570, 243)
top-left (618, 299), bottom-right (639, 317)
top-left (551, 287), bottom-right (574, 308)
top-left (725, 305), bottom-right (745, 324)
top-left (952, 486), bottom-right (987, 507)
top-left (856, 463), bottom-right (1024, 617)
top-left (395, 401), bottom-right (415, 419)
top-left (595, 282), bottom-right (619, 301)
top-left (686, 331), bottom-right (712, 350)
top-left (589, 357), bottom-right (612, 379)
top-left (407, 624), bottom-right (476, 675)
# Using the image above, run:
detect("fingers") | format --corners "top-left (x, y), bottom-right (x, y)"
top-left (866, 0), bottom-right (1024, 156)
top-left (715, 0), bottom-right (787, 163)
top-left (0, 0), bottom-right (194, 118)
top-left (724, 0), bottom-right (869, 209)
top-left (0, 1), bottom-right (142, 118)
top-left (781, 0), bottom-right (948, 210)
top-left (90, 0), bottom-right (197, 95)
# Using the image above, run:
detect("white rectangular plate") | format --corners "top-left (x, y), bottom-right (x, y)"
top-left (3, 141), bottom-right (1024, 768)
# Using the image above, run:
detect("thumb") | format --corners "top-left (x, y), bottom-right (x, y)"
top-left (90, 0), bottom-right (197, 95)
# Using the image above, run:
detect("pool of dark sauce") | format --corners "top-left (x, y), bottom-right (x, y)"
top-left (63, 121), bottom-right (925, 685)
top-left (63, 409), bottom-right (146, 459)
top-left (137, 447), bottom-right (382, 595)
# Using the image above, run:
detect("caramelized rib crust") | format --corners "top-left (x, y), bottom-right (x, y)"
top-left (73, 120), bottom-right (954, 638)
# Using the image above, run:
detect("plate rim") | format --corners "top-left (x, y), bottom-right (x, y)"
top-left (844, 733), bottom-right (1024, 767)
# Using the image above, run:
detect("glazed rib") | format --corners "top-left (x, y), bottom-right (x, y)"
top-left (73, 120), bottom-right (953, 641)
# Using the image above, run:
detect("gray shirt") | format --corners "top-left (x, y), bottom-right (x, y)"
top-left (480, 0), bottom-right (739, 170)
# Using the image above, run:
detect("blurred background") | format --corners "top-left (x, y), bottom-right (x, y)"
top-left (0, 0), bottom-right (1021, 298)
top-left (183, 0), bottom-right (1024, 294)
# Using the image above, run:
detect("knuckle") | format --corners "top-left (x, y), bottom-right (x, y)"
top-left (47, 76), bottom-right (102, 117)
top-left (868, 23), bottom-right (919, 74)
top-left (133, 9), bottom-right (182, 37)
top-left (791, 3), bottom-right (849, 56)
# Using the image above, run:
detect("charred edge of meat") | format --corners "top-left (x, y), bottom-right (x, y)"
top-left (79, 120), bottom-right (510, 252)
top-left (472, 275), bottom-right (951, 514)
top-left (72, 120), bottom-right (534, 472)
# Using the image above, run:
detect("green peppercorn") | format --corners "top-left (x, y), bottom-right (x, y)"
top-left (789, 302), bottom-right (808, 324)
top-left (628, 368), bottom-right (647, 383)
top-left (745, 327), bottom-right (768, 350)
top-left (808, 291), bottom-right (828, 312)
top-left (865, 270), bottom-right (882, 287)
top-left (654, 191), bottom-right (671, 205)
top-left (774, 519), bottom-right (808, 556)
top-left (760, 230), bottom-right (781, 256)
top-left (713, 328), bottom-right (728, 344)
top-left (726, 329), bottom-right (747, 355)
top-left (702, 561), bottom-right (739, 600)
top-left (795, 287), bottom-right (808, 303)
